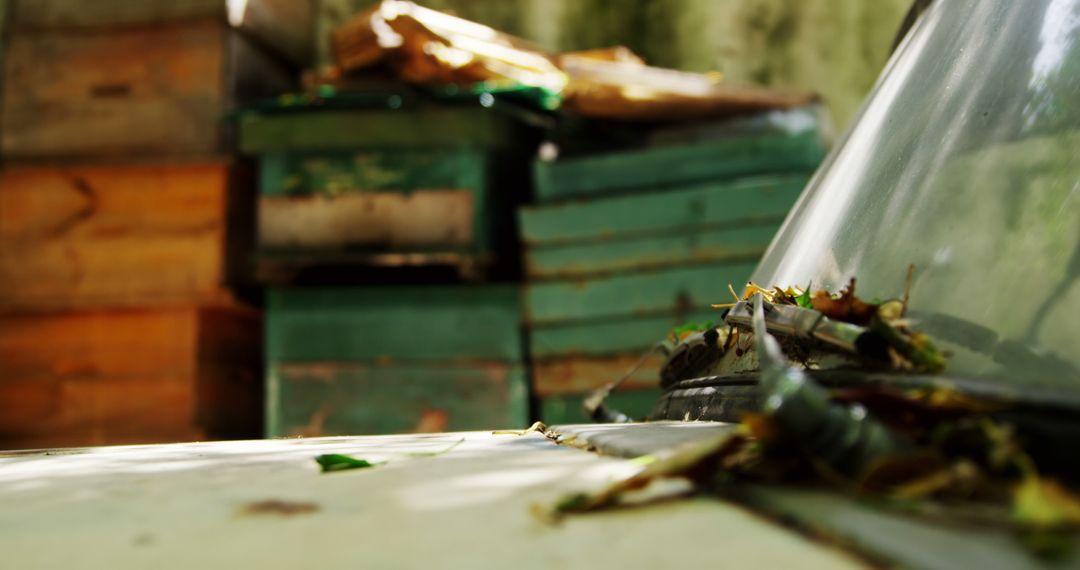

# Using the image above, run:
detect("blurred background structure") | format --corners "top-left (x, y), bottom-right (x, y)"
top-left (0, 0), bottom-right (909, 449)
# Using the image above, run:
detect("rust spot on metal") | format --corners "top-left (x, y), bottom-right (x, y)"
top-left (240, 499), bottom-right (320, 517)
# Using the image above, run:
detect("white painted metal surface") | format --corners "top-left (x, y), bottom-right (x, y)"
top-left (0, 429), bottom-right (865, 569)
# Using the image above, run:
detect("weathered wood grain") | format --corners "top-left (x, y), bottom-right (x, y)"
top-left (532, 352), bottom-right (663, 398)
top-left (2, 20), bottom-right (224, 159)
top-left (8, 0), bottom-right (313, 65)
top-left (525, 261), bottom-right (756, 325)
top-left (238, 106), bottom-right (524, 153)
top-left (258, 148), bottom-right (488, 197)
top-left (533, 132), bottom-right (824, 201)
top-left (530, 309), bottom-right (719, 358)
top-left (255, 147), bottom-right (510, 261)
top-left (539, 389), bottom-right (663, 425)
top-left (266, 286), bottom-right (522, 362)
top-left (2, 19), bottom-right (293, 160)
top-left (0, 163), bottom-right (239, 309)
top-left (268, 361), bottom-right (528, 437)
top-left (0, 304), bottom-right (261, 449)
top-left (526, 225), bottom-right (781, 279)
top-left (519, 174), bottom-right (808, 245)
top-left (259, 190), bottom-right (474, 249)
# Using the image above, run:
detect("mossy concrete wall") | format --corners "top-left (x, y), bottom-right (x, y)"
top-left (317, 0), bottom-right (911, 132)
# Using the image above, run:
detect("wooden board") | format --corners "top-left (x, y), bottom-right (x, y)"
top-left (519, 174), bottom-right (807, 245)
top-left (256, 148), bottom-right (493, 252)
top-left (539, 389), bottom-right (663, 425)
top-left (267, 361), bottom-right (528, 437)
top-left (266, 286), bottom-right (522, 362)
top-left (532, 352), bottom-right (664, 398)
top-left (259, 148), bottom-right (489, 196)
top-left (530, 309), bottom-right (719, 358)
top-left (1, 20), bottom-right (293, 160)
top-left (0, 163), bottom-right (246, 310)
top-left (526, 225), bottom-right (781, 279)
top-left (0, 304), bottom-right (261, 449)
top-left (259, 190), bottom-right (475, 249)
top-left (533, 132), bottom-right (824, 202)
top-left (525, 261), bottom-right (756, 326)
top-left (237, 106), bottom-right (525, 153)
top-left (7, 0), bottom-right (313, 65)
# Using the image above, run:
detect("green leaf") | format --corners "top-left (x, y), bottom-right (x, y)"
top-left (795, 282), bottom-right (813, 309)
top-left (315, 454), bottom-right (384, 473)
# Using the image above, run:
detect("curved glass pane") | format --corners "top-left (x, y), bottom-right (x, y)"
top-left (752, 0), bottom-right (1080, 389)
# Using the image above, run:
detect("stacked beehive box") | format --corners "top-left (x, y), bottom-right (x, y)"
top-left (240, 96), bottom-right (537, 437)
top-left (521, 110), bottom-right (828, 423)
top-left (264, 287), bottom-right (527, 436)
top-left (0, 0), bottom-right (310, 448)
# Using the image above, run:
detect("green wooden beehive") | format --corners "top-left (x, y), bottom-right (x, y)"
top-left (532, 130), bottom-right (823, 202)
top-left (520, 174), bottom-right (810, 280)
top-left (265, 285), bottom-right (528, 436)
top-left (523, 110), bottom-right (827, 423)
top-left (525, 261), bottom-right (747, 420)
top-left (238, 100), bottom-right (536, 279)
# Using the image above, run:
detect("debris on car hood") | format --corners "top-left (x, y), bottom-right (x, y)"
top-left (551, 286), bottom-right (1080, 560)
top-left (719, 273), bottom-right (947, 374)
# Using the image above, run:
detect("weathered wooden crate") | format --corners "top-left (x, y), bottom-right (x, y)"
top-left (520, 175), bottom-right (808, 279)
top-left (533, 130), bottom-right (824, 202)
top-left (267, 362), bottom-right (528, 437)
top-left (240, 104), bottom-right (535, 279)
top-left (1, 4), bottom-right (299, 160)
top-left (530, 322), bottom-right (701, 421)
top-left (525, 261), bottom-right (754, 326)
top-left (524, 262), bottom-right (748, 402)
top-left (0, 303), bottom-right (261, 449)
top-left (7, 0), bottom-right (313, 65)
top-left (522, 115), bottom-right (823, 405)
top-left (257, 148), bottom-right (489, 252)
top-left (530, 309), bottom-right (720, 359)
top-left (265, 285), bottom-right (527, 436)
top-left (539, 389), bottom-right (663, 425)
top-left (266, 286), bottom-right (522, 363)
top-left (237, 105), bottom-right (526, 154)
top-left (0, 162), bottom-right (252, 310)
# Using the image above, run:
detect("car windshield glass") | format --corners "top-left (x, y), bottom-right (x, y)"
top-left (751, 0), bottom-right (1080, 391)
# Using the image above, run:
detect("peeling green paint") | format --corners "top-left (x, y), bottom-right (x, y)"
top-left (269, 361), bottom-right (528, 436)
top-left (531, 309), bottom-right (719, 358)
top-left (525, 261), bottom-right (756, 326)
top-left (267, 286), bottom-right (522, 362)
top-left (533, 133), bottom-right (823, 201)
top-left (520, 174), bottom-right (808, 245)
top-left (539, 389), bottom-right (663, 425)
